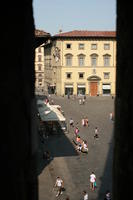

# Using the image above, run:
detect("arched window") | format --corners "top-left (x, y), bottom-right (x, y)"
top-left (90, 53), bottom-right (98, 67)
top-left (78, 54), bottom-right (85, 66)
top-left (65, 54), bottom-right (73, 66)
top-left (103, 54), bottom-right (111, 66)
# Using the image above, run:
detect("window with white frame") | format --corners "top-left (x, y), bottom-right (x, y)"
top-left (103, 54), bottom-right (111, 66)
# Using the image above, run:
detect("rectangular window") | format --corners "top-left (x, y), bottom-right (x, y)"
top-left (79, 43), bottom-right (84, 50)
top-left (66, 73), bottom-right (72, 79)
top-left (66, 44), bottom-right (71, 49)
top-left (79, 57), bottom-right (84, 66)
top-left (38, 55), bottom-right (42, 62)
top-left (104, 56), bottom-right (110, 66)
top-left (104, 44), bottom-right (110, 50)
top-left (104, 72), bottom-right (110, 79)
top-left (79, 73), bottom-right (84, 79)
top-left (91, 57), bottom-right (97, 66)
top-left (38, 64), bottom-right (42, 71)
top-left (91, 44), bottom-right (97, 50)
top-left (66, 57), bottom-right (72, 66)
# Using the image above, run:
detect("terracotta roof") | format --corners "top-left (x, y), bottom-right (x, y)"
top-left (35, 29), bottom-right (50, 37)
top-left (54, 30), bottom-right (116, 38)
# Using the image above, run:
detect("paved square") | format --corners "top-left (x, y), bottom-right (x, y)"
top-left (38, 95), bottom-right (114, 200)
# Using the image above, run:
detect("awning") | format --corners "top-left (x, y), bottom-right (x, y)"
top-left (65, 85), bottom-right (73, 88)
top-left (102, 84), bottom-right (111, 89)
top-left (37, 100), bottom-right (66, 122)
top-left (77, 85), bottom-right (85, 88)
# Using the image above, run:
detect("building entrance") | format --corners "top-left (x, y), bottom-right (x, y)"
top-left (90, 82), bottom-right (98, 96)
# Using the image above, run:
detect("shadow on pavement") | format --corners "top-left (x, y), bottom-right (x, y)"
top-left (97, 134), bottom-right (114, 200)
top-left (37, 130), bottom-right (78, 176)
top-left (36, 95), bottom-right (79, 175)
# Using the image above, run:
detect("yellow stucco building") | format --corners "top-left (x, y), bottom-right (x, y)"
top-left (44, 30), bottom-right (116, 96)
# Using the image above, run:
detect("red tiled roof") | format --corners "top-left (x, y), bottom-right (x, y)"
top-left (35, 29), bottom-right (50, 37)
top-left (54, 30), bottom-right (116, 38)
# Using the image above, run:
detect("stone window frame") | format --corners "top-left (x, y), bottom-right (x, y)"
top-left (65, 53), bottom-right (73, 66)
top-left (66, 72), bottom-right (72, 79)
top-left (90, 53), bottom-right (98, 67)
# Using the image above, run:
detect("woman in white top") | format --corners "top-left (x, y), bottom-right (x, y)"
top-left (81, 140), bottom-right (88, 153)
top-left (90, 172), bottom-right (96, 191)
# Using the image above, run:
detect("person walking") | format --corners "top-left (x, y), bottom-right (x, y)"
top-left (83, 190), bottom-right (88, 200)
top-left (69, 118), bottom-right (74, 127)
top-left (94, 127), bottom-right (99, 138)
top-left (82, 98), bottom-right (85, 105)
top-left (89, 172), bottom-right (96, 191)
top-left (54, 176), bottom-right (64, 197)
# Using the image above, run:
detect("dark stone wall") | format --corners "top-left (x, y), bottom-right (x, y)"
top-left (0, 1), bottom-right (38, 200)
top-left (113, 1), bottom-right (133, 199)
top-left (0, 1), bottom-right (133, 200)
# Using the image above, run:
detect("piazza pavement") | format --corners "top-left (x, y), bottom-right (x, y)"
top-left (37, 95), bottom-right (114, 200)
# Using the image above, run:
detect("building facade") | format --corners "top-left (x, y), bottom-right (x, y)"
top-left (35, 29), bottom-right (50, 95)
top-left (44, 30), bottom-right (116, 96)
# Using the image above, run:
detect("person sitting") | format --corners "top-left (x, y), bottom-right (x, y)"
top-left (77, 143), bottom-right (82, 151)
top-left (76, 137), bottom-right (83, 151)
top-left (76, 135), bottom-right (81, 144)
top-left (81, 140), bottom-right (88, 153)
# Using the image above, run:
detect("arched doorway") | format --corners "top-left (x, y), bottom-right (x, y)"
top-left (87, 75), bottom-right (101, 96)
